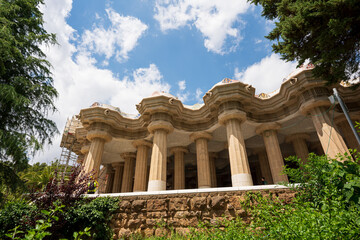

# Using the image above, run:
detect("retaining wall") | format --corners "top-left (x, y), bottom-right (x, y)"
top-left (94, 186), bottom-right (296, 238)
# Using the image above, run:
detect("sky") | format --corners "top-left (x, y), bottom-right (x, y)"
top-left (34, 0), bottom-right (298, 164)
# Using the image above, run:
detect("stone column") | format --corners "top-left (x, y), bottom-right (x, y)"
top-left (80, 144), bottom-right (90, 168)
top-left (170, 147), bottom-right (188, 190)
top-left (209, 152), bottom-right (218, 187)
top-left (190, 132), bottom-right (212, 188)
top-left (335, 117), bottom-right (360, 151)
top-left (301, 102), bottom-right (349, 158)
top-left (133, 140), bottom-right (152, 192)
top-left (255, 149), bottom-right (273, 184)
top-left (256, 123), bottom-right (288, 183)
top-left (286, 133), bottom-right (310, 163)
top-left (111, 162), bottom-right (124, 193)
top-left (104, 164), bottom-right (115, 193)
top-left (219, 110), bottom-right (253, 186)
top-left (121, 153), bottom-right (136, 193)
top-left (147, 120), bottom-right (174, 191)
top-left (84, 126), bottom-right (112, 179)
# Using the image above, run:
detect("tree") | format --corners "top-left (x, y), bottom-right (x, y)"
top-left (0, 0), bottom-right (58, 201)
top-left (19, 162), bottom-right (56, 192)
top-left (250, 0), bottom-right (360, 85)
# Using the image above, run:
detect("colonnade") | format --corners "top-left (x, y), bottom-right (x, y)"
top-left (81, 105), bottom-right (357, 193)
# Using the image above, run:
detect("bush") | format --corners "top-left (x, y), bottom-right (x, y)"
top-left (285, 151), bottom-right (360, 208)
top-left (0, 200), bottom-right (37, 238)
top-left (147, 152), bottom-right (360, 239)
top-left (0, 165), bottom-right (119, 240)
top-left (64, 197), bottom-right (119, 240)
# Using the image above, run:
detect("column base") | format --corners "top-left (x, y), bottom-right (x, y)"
top-left (199, 186), bottom-right (211, 189)
top-left (231, 173), bottom-right (253, 186)
top-left (148, 180), bottom-right (166, 191)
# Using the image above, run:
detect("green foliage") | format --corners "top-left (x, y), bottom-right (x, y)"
top-left (285, 152), bottom-right (360, 207)
top-left (0, 197), bottom-right (118, 240)
top-left (19, 162), bottom-right (57, 192)
top-left (64, 197), bottom-right (119, 240)
top-left (148, 153), bottom-right (360, 239)
top-left (0, 0), bottom-right (58, 200)
top-left (250, 0), bottom-right (360, 85)
top-left (5, 202), bottom-right (93, 240)
top-left (0, 199), bottom-right (37, 237)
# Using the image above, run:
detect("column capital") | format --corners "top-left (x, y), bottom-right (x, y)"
top-left (299, 99), bottom-right (331, 115)
top-left (256, 123), bottom-right (281, 135)
top-left (133, 139), bottom-right (152, 148)
top-left (190, 131), bottom-right (212, 142)
top-left (87, 130), bottom-right (112, 142)
top-left (170, 146), bottom-right (189, 155)
top-left (86, 123), bottom-right (112, 142)
top-left (285, 133), bottom-right (310, 143)
top-left (148, 120), bottom-right (174, 134)
top-left (218, 109), bottom-right (247, 125)
top-left (121, 152), bottom-right (136, 160)
top-left (111, 162), bottom-right (124, 168)
top-left (80, 144), bottom-right (90, 154)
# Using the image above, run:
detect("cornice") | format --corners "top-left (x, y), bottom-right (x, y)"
top-left (75, 70), bottom-right (360, 136)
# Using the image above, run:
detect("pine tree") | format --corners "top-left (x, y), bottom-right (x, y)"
top-left (251, 0), bottom-right (360, 85)
top-left (0, 0), bottom-right (58, 200)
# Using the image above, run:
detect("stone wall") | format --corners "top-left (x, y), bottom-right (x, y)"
top-left (109, 187), bottom-right (295, 238)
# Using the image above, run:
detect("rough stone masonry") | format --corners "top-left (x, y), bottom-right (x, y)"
top-left (109, 188), bottom-right (295, 238)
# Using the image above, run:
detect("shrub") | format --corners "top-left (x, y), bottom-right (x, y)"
top-left (0, 165), bottom-right (119, 240)
top-left (0, 200), bottom-right (37, 238)
top-left (147, 152), bottom-right (360, 239)
top-left (64, 197), bottom-right (119, 240)
top-left (284, 151), bottom-right (360, 208)
top-left (30, 165), bottom-right (90, 209)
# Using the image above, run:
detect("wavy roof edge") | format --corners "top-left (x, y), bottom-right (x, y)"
top-left (85, 64), bottom-right (356, 118)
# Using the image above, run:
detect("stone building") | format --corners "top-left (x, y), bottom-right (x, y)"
top-left (61, 65), bottom-right (360, 193)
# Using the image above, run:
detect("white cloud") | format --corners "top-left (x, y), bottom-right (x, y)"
top-left (154, 0), bottom-right (250, 54)
top-left (79, 8), bottom-right (148, 63)
top-left (195, 88), bottom-right (203, 102)
top-left (175, 80), bottom-right (189, 102)
top-left (178, 80), bottom-right (186, 90)
top-left (234, 54), bottom-right (298, 94)
top-left (34, 1), bottom-right (169, 164)
top-left (176, 92), bottom-right (189, 102)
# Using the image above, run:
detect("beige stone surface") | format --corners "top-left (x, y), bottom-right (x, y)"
top-left (170, 147), bottom-right (188, 190)
top-left (257, 124), bottom-right (288, 183)
top-left (310, 107), bottom-right (350, 158)
top-left (256, 150), bottom-right (273, 184)
top-left (84, 138), bottom-right (105, 179)
top-left (336, 117), bottom-right (360, 151)
top-left (133, 140), bottom-right (152, 192)
top-left (190, 132), bottom-right (212, 188)
top-left (110, 188), bottom-right (295, 237)
top-left (62, 69), bottom-right (360, 196)
top-left (148, 129), bottom-right (168, 191)
top-left (286, 133), bottom-right (310, 163)
top-left (209, 153), bottom-right (217, 187)
top-left (112, 162), bottom-right (124, 193)
top-left (121, 153), bottom-right (136, 193)
top-left (221, 113), bottom-right (253, 186)
top-left (104, 164), bottom-right (115, 193)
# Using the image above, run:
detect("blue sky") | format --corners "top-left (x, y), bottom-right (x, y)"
top-left (35, 0), bottom-right (298, 163)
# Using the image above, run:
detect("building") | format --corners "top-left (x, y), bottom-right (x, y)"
top-left (60, 64), bottom-right (360, 193)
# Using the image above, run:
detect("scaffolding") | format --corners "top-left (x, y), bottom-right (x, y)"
top-left (58, 116), bottom-right (82, 181)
